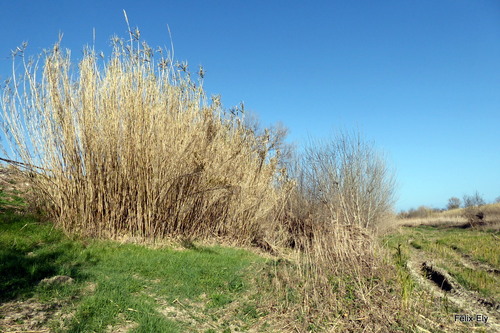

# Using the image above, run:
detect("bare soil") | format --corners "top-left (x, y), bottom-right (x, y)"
top-left (0, 298), bottom-right (64, 332)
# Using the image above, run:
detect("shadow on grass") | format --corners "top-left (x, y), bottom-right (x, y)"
top-left (0, 209), bottom-right (93, 302)
top-left (180, 237), bottom-right (216, 253)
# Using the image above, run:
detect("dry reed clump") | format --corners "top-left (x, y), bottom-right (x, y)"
top-left (0, 35), bottom-right (289, 244)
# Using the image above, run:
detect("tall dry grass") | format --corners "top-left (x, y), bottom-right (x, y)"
top-left (0, 35), bottom-right (289, 243)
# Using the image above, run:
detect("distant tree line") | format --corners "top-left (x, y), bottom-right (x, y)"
top-left (399, 191), bottom-right (498, 220)
top-left (446, 191), bottom-right (486, 210)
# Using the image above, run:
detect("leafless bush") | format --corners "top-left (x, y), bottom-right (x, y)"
top-left (300, 131), bottom-right (396, 228)
top-left (463, 191), bottom-right (485, 208)
top-left (446, 197), bottom-right (461, 210)
top-left (265, 131), bottom-right (401, 330)
top-left (462, 191), bottom-right (486, 227)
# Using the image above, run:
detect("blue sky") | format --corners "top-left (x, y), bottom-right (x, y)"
top-left (1, 0), bottom-right (499, 211)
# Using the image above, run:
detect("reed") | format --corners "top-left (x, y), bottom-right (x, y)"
top-left (0, 35), bottom-right (288, 244)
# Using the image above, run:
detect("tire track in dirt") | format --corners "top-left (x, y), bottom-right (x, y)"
top-left (405, 254), bottom-right (500, 332)
top-left (446, 244), bottom-right (500, 275)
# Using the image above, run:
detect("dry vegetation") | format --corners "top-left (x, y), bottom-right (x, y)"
top-left (397, 203), bottom-right (500, 229)
top-left (1, 36), bottom-right (289, 244)
top-left (0, 26), bottom-right (416, 331)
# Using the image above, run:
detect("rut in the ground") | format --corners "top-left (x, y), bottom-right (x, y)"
top-left (405, 257), bottom-right (500, 332)
top-left (447, 244), bottom-right (500, 275)
top-left (420, 261), bottom-right (499, 310)
top-left (421, 262), bottom-right (453, 292)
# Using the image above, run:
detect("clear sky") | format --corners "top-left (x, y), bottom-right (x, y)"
top-left (1, 0), bottom-right (499, 211)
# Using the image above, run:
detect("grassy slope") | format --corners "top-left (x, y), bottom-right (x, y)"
top-left (1, 170), bottom-right (408, 333)
top-left (0, 205), bottom-right (275, 332)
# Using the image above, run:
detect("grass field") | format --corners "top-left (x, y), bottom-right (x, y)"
top-left (396, 203), bottom-right (500, 228)
top-left (385, 225), bottom-right (499, 299)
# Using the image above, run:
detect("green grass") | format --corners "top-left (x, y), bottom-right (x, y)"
top-left (0, 188), bottom-right (26, 208)
top-left (434, 230), bottom-right (500, 267)
top-left (0, 210), bottom-right (85, 302)
top-left (0, 205), bottom-right (271, 332)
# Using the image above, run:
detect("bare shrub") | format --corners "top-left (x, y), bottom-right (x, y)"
top-left (265, 131), bottom-right (403, 330)
top-left (463, 191), bottom-right (485, 208)
top-left (446, 197), bottom-right (461, 210)
top-left (300, 131), bottom-right (396, 228)
top-left (462, 191), bottom-right (486, 227)
top-left (0, 35), bottom-right (289, 244)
